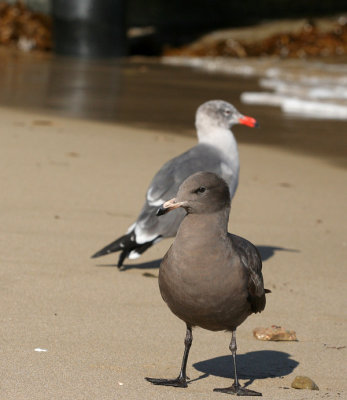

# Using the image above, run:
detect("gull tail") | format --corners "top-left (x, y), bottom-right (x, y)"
top-left (91, 231), bottom-right (160, 268)
top-left (91, 233), bottom-right (133, 258)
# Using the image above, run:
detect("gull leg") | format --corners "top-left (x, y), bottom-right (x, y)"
top-left (117, 250), bottom-right (129, 268)
top-left (146, 325), bottom-right (192, 388)
top-left (214, 330), bottom-right (262, 396)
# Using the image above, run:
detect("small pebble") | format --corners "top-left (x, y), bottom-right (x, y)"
top-left (32, 120), bottom-right (53, 126)
top-left (278, 182), bottom-right (292, 188)
top-left (253, 325), bottom-right (297, 341)
top-left (291, 375), bottom-right (319, 390)
top-left (66, 152), bottom-right (79, 158)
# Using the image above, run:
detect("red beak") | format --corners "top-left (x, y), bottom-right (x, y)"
top-left (238, 116), bottom-right (259, 128)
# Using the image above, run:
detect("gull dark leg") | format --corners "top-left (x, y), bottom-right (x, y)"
top-left (117, 250), bottom-right (129, 268)
top-left (214, 330), bottom-right (262, 396)
top-left (145, 325), bottom-right (192, 388)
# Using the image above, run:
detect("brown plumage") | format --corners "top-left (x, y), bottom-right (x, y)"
top-left (146, 171), bottom-right (269, 396)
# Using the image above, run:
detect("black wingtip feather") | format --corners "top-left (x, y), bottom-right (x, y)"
top-left (91, 233), bottom-right (134, 259)
top-left (91, 231), bottom-right (162, 268)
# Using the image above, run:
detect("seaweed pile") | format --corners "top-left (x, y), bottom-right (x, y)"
top-left (0, 1), bottom-right (52, 51)
top-left (164, 18), bottom-right (347, 58)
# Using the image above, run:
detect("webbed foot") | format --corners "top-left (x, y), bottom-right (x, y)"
top-left (214, 383), bottom-right (262, 396)
top-left (145, 376), bottom-right (188, 388)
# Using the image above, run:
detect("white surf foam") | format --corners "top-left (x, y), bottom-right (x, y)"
top-left (282, 99), bottom-right (347, 119)
top-left (162, 56), bottom-right (347, 120)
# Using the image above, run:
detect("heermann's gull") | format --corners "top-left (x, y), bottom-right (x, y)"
top-left (91, 100), bottom-right (258, 267)
top-left (145, 171), bottom-right (269, 396)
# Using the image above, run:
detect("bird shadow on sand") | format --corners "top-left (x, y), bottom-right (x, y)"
top-left (256, 245), bottom-right (299, 262)
top-left (94, 245), bottom-right (299, 270)
top-left (191, 350), bottom-right (299, 387)
top-left (95, 259), bottom-right (162, 271)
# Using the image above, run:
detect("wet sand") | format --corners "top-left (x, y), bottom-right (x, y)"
top-left (0, 50), bottom-right (346, 168)
top-left (0, 104), bottom-right (346, 399)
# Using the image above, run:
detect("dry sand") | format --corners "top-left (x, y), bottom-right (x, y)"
top-left (0, 106), bottom-right (346, 399)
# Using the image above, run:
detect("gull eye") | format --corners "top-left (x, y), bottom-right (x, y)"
top-left (195, 186), bottom-right (206, 194)
top-left (224, 109), bottom-right (231, 116)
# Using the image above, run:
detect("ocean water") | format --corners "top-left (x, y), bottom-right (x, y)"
top-left (163, 57), bottom-right (347, 121)
top-left (0, 50), bottom-right (345, 167)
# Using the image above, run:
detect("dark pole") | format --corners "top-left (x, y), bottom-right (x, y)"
top-left (52, 0), bottom-right (127, 58)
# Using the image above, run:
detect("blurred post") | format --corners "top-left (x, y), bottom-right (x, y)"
top-left (52, 0), bottom-right (126, 58)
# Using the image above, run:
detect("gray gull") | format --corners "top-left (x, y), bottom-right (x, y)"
top-left (91, 100), bottom-right (258, 267)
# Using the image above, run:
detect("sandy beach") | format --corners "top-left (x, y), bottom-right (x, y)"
top-left (0, 105), bottom-right (346, 399)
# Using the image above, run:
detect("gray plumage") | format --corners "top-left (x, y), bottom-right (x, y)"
top-left (91, 100), bottom-right (258, 267)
